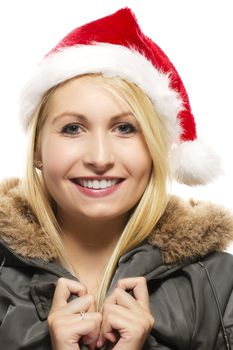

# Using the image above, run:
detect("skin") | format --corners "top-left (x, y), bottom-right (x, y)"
top-left (48, 277), bottom-right (155, 350)
top-left (38, 76), bottom-right (154, 348)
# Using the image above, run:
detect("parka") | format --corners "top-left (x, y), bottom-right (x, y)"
top-left (0, 177), bottom-right (233, 349)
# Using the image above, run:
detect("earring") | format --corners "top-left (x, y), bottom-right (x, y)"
top-left (34, 160), bottom-right (43, 170)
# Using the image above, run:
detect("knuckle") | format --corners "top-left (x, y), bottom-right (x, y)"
top-left (57, 277), bottom-right (66, 286)
top-left (139, 276), bottom-right (146, 284)
top-left (88, 319), bottom-right (96, 330)
top-left (57, 277), bottom-right (71, 288)
top-left (47, 312), bottom-right (59, 327)
top-left (115, 287), bottom-right (123, 295)
top-left (142, 316), bottom-right (154, 331)
top-left (116, 279), bottom-right (123, 287)
top-left (57, 277), bottom-right (87, 292)
top-left (47, 315), bottom-right (53, 328)
top-left (79, 283), bottom-right (88, 293)
top-left (149, 315), bottom-right (155, 328)
top-left (95, 312), bottom-right (103, 322)
top-left (144, 319), bottom-right (151, 330)
top-left (48, 316), bottom-right (62, 331)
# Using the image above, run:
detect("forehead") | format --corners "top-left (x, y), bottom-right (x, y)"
top-left (47, 76), bottom-right (132, 122)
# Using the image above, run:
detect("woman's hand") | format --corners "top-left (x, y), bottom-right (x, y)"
top-left (96, 277), bottom-right (155, 350)
top-left (48, 278), bottom-right (102, 350)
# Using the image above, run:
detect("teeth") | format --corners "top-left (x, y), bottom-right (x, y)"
top-left (77, 179), bottom-right (119, 189)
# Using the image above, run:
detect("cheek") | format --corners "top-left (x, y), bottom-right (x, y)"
top-left (123, 142), bottom-right (152, 180)
top-left (41, 137), bottom-right (79, 178)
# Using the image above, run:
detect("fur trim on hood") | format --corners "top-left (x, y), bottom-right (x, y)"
top-left (0, 177), bottom-right (233, 265)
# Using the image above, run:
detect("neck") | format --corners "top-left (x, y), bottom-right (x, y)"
top-left (56, 209), bottom-right (128, 278)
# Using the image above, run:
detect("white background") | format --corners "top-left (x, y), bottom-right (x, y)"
top-left (0, 1), bottom-right (232, 253)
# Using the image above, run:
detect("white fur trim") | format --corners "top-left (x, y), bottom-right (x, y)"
top-left (19, 43), bottom-right (221, 185)
top-left (170, 139), bottom-right (223, 185)
top-left (19, 42), bottom-right (183, 141)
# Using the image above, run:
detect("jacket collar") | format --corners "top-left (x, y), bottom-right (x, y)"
top-left (0, 177), bottom-right (233, 265)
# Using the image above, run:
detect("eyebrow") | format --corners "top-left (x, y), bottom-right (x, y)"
top-left (51, 111), bottom-right (135, 124)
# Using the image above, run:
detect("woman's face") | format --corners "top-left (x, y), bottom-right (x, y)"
top-left (39, 76), bottom-right (152, 222)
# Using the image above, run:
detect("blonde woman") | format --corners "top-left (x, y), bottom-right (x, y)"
top-left (0, 7), bottom-right (233, 350)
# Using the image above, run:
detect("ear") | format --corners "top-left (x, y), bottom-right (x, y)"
top-left (34, 160), bottom-right (43, 170)
top-left (34, 150), bottom-right (43, 169)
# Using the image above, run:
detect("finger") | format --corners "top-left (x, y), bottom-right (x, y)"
top-left (107, 303), bottom-right (154, 329)
top-left (96, 334), bottom-right (107, 348)
top-left (54, 294), bottom-right (95, 316)
top-left (104, 303), bottom-right (137, 322)
top-left (77, 312), bottom-right (102, 347)
top-left (116, 277), bottom-right (150, 310)
top-left (78, 313), bottom-right (102, 344)
top-left (98, 329), bottom-right (117, 345)
top-left (51, 278), bottom-right (87, 310)
top-left (104, 287), bottom-right (143, 315)
top-left (49, 312), bottom-right (102, 343)
top-left (101, 307), bottom-right (122, 343)
top-left (96, 332), bottom-right (116, 348)
top-left (60, 318), bottom-right (98, 340)
top-left (100, 304), bottom-right (153, 344)
top-left (50, 312), bottom-right (101, 327)
top-left (98, 304), bottom-right (131, 345)
top-left (101, 303), bottom-right (138, 337)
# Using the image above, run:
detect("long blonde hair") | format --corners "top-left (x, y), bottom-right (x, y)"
top-left (22, 73), bottom-right (171, 311)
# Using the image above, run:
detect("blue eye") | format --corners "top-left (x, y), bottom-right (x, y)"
top-left (116, 123), bottom-right (137, 134)
top-left (60, 122), bottom-right (137, 136)
top-left (61, 124), bottom-right (81, 135)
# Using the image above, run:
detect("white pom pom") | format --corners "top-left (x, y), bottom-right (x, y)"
top-left (170, 139), bottom-right (223, 186)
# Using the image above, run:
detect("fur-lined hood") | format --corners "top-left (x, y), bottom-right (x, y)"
top-left (0, 177), bottom-right (233, 265)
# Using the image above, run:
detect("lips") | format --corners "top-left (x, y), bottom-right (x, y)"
top-left (70, 177), bottom-right (125, 198)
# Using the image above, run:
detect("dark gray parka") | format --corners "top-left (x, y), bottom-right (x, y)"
top-left (0, 178), bottom-right (233, 349)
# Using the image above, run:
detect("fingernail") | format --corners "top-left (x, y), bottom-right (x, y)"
top-left (96, 338), bottom-right (104, 348)
top-left (82, 335), bottom-right (89, 344)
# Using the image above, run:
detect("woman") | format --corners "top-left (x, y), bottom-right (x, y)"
top-left (0, 7), bottom-right (233, 350)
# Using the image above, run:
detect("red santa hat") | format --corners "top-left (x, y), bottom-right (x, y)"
top-left (19, 7), bottom-right (221, 186)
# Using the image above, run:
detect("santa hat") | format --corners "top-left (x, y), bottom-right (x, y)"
top-left (19, 7), bottom-right (221, 186)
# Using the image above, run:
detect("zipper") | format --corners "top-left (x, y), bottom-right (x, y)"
top-left (198, 261), bottom-right (232, 350)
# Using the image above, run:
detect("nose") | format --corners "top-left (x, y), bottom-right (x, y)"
top-left (82, 132), bottom-right (115, 172)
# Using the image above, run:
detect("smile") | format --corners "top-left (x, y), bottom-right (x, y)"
top-left (74, 178), bottom-right (122, 189)
top-left (70, 178), bottom-right (125, 198)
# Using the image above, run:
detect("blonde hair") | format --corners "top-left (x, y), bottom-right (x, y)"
top-left (22, 73), bottom-right (171, 311)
